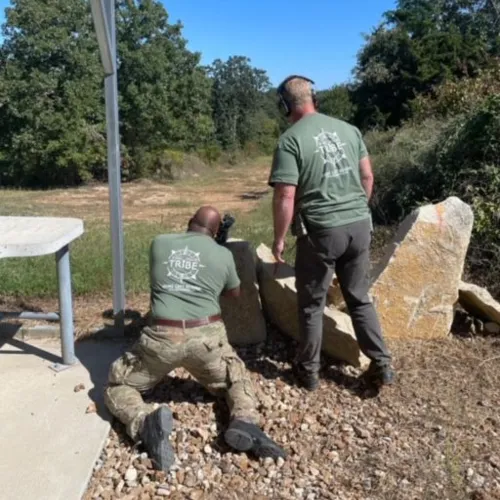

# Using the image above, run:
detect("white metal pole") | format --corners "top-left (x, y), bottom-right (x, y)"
top-left (103, 0), bottom-right (126, 332)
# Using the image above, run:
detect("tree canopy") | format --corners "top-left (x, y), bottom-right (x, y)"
top-left (0, 0), bottom-right (499, 186)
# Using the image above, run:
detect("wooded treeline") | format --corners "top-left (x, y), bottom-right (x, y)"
top-left (0, 0), bottom-right (498, 188)
top-left (0, 0), bottom-right (286, 186)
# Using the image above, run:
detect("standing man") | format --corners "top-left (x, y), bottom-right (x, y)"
top-left (104, 206), bottom-right (286, 472)
top-left (268, 75), bottom-right (394, 391)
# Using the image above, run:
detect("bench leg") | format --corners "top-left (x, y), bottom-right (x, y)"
top-left (56, 245), bottom-right (77, 366)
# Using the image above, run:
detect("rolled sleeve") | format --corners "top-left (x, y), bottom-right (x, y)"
top-left (268, 145), bottom-right (299, 187)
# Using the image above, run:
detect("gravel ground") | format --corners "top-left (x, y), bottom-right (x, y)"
top-left (84, 324), bottom-right (500, 500)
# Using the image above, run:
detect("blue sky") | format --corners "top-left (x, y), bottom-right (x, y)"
top-left (0, 0), bottom-right (396, 89)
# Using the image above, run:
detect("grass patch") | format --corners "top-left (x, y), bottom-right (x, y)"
top-left (232, 193), bottom-right (297, 263)
top-left (0, 189), bottom-right (394, 298)
top-left (0, 190), bottom-right (294, 298)
top-left (0, 221), bottom-right (163, 297)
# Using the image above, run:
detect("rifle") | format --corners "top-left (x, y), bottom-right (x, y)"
top-left (215, 213), bottom-right (235, 245)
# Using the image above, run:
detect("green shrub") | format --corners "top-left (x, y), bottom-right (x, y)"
top-left (411, 62), bottom-right (500, 121)
top-left (367, 118), bottom-right (448, 224)
top-left (432, 95), bottom-right (500, 293)
top-left (198, 144), bottom-right (222, 165)
top-left (369, 94), bottom-right (500, 297)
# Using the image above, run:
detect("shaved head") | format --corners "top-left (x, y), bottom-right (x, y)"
top-left (188, 205), bottom-right (221, 237)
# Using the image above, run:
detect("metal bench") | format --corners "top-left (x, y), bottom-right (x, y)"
top-left (0, 216), bottom-right (84, 371)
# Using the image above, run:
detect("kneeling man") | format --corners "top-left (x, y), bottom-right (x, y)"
top-left (104, 206), bottom-right (286, 471)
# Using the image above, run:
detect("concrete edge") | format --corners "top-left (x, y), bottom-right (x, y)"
top-left (77, 421), bottom-right (112, 500)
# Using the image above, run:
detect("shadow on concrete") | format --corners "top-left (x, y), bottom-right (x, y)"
top-left (75, 339), bottom-right (126, 422)
top-left (0, 322), bottom-right (62, 364)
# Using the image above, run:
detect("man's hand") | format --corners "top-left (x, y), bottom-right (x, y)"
top-left (272, 238), bottom-right (285, 274)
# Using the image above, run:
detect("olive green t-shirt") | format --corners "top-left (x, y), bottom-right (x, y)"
top-left (149, 232), bottom-right (240, 320)
top-left (268, 112), bottom-right (371, 230)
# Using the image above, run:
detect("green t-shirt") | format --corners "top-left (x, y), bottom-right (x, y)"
top-left (149, 232), bottom-right (240, 320)
top-left (268, 112), bottom-right (371, 230)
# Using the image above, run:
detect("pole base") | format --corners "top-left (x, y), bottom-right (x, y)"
top-left (49, 358), bottom-right (79, 373)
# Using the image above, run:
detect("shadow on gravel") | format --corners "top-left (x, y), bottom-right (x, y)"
top-left (321, 364), bottom-right (381, 399)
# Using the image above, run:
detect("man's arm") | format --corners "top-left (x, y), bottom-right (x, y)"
top-left (221, 252), bottom-right (241, 299)
top-left (272, 183), bottom-right (296, 262)
top-left (268, 143), bottom-right (299, 264)
top-left (359, 156), bottom-right (374, 201)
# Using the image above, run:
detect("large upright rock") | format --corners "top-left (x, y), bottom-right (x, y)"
top-left (370, 196), bottom-right (474, 339)
top-left (220, 239), bottom-right (267, 345)
top-left (256, 244), bottom-right (369, 368)
top-left (458, 281), bottom-right (500, 325)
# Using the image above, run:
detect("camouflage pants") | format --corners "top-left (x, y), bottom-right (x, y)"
top-left (104, 321), bottom-right (260, 440)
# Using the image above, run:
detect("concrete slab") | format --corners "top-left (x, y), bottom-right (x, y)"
top-left (0, 336), bottom-right (125, 500)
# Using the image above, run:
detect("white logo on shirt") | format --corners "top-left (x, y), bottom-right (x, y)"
top-left (163, 246), bottom-right (205, 292)
top-left (313, 129), bottom-right (352, 179)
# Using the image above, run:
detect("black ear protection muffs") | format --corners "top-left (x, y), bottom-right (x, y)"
top-left (276, 75), bottom-right (317, 116)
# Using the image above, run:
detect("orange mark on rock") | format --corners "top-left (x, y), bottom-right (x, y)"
top-left (436, 203), bottom-right (445, 231)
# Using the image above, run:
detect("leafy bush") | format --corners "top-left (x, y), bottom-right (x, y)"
top-left (369, 94), bottom-right (500, 297)
top-left (128, 149), bottom-right (209, 182)
top-left (198, 144), bottom-right (222, 165)
top-left (367, 118), bottom-right (448, 224)
top-left (411, 62), bottom-right (500, 121)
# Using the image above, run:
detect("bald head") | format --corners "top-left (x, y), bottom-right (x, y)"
top-left (187, 205), bottom-right (221, 237)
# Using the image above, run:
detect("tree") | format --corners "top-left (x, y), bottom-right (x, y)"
top-left (209, 56), bottom-right (271, 150)
top-left (352, 26), bottom-right (420, 129)
top-left (317, 84), bottom-right (355, 122)
top-left (0, 0), bottom-right (216, 186)
top-left (116, 0), bottom-right (214, 178)
top-left (0, 0), bottom-right (105, 187)
top-left (352, 0), bottom-right (499, 130)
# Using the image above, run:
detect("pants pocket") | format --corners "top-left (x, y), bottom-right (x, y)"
top-left (108, 351), bottom-right (141, 385)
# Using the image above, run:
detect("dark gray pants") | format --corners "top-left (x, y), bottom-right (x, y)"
top-left (294, 217), bottom-right (391, 374)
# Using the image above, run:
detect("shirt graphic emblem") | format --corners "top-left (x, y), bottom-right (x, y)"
top-left (313, 129), bottom-right (352, 179)
top-left (163, 247), bottom-right (205, 292)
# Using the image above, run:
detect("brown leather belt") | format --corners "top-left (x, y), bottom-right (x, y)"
top-left (153, 314), bottom-right (222, 329)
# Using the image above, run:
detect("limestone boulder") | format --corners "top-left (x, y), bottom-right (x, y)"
top-left (256, 244), bottom-right (369, 368)
top-left (370, 196), bottom-right (474, 339)
top-left (458, 281), bottom-right (500, 326)
top-left (327, 276), bottom-right (347, 311)
top-left (220, 239), bottom-right (267, 345)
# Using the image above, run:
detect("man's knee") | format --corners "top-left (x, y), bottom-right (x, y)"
top-left (344, 291), bottom-right (373, 309)
top-left (108, 349), bottom-right (160, 393)
top-left (108, 352), bottom-right (139, 385)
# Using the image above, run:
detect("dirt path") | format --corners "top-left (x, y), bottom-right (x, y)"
top-left (1, 159), bottom-right (272, 227)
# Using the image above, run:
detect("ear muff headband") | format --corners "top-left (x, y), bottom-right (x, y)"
top-left (277, 75), bottom-right (317, 116)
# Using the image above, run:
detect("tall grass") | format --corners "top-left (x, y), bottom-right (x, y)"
top-left (0, 192), bottom-right (290, 298)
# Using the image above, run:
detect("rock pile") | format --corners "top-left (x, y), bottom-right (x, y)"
top-left (219, 196), bottom-right (498, 366)
top-left (255, 244), bottom-right (369, 368)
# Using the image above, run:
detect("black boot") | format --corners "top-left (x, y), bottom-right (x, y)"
top-left (364, 362), bottom-right (395, 387)
top-left (140, 406), bottom-right (175, 472)
top-left (292, 363), bottom-right (319, 391)
top-left (224, 419), bottom-right (287, 460)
